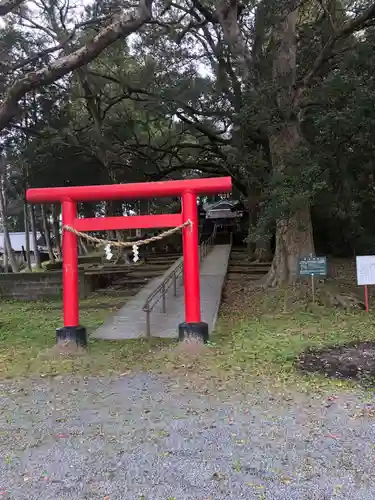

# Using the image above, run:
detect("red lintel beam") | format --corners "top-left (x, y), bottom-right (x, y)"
top-left (73, 214), bottom-right (183, 232)
top-left (27, 177), bottom-right (232, 203)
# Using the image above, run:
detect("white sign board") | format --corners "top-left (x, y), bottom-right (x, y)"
top-left (356, 256), bottom-right (375, 285)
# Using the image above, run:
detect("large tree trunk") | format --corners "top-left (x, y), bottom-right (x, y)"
top-left (41, 204), bottom-right (55, 262)
top-left (23, 197), bottom-right (32, 271)
top-left (30, 205), bottom-right (41, 269)
top-left (2, 222), bottom-right (18, 272)
top-left (265, 122), bottom-right (314, 286)
top-left (264, 5), bottom-right (314, 286)
top-left (265, 203), bottom-right (314, 286)
top-left (254, 235), bottom-right (273, 262)
top-left (51, 204), bottom-right (62, 259)
top-left (0, 179), bottom-right (19, 272)
top-left (3, 242), bottom-right (8, 273)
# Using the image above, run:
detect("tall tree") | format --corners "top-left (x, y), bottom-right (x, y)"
top-left (143, 0), bottom-right (375, 284)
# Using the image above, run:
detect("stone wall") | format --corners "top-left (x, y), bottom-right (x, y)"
top-left (0, 271), bottom-right (94, 300)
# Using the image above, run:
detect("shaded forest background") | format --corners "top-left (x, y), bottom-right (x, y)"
top-left (1, 0), bottom-right (375, 282)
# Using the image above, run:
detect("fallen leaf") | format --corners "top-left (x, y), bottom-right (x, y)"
top-left (325, 434), bottom-right (340, 439)
top-left (212, 471), bottom-right (225, 481)
top-left (280, 476), bottom-right (292, 485)
top-left (246, 482), bottom-right (264, 489)
top-left (327, 395), bottom-right (338, 401)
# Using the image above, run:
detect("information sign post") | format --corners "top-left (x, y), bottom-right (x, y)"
top-left (355, 256), bottom-right (375, 312)
top-left (298, 255), bottom-right (328, 304)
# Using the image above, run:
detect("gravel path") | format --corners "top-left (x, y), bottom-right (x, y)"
top-left (1, 373), bottom-right (375, 499)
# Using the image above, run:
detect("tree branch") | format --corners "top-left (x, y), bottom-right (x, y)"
top-left (0, 0), bottom-right (153, 131)
top-left (298, 1), bottom-right (375, 93)
top-left (1, 37), bottom-right (75, 74)
top-left (175, 111), bottom-right (230, 144)
top-left (0, 0), bottom-right (24, 16)
top-left (87, 70), bottom-right (233, 124)
top-left (190, 0), bottom-right (218, 24)
top-left (317, 0), bottom-right (336, 32)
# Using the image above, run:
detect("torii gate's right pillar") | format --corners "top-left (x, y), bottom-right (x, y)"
top-left (179, 190), bottom-right (207, 342)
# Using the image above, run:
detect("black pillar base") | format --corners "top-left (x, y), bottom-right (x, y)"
top-left (56, 326), bottom-right (87, 347)
top-left (178, 322), bottom-right (209, 343)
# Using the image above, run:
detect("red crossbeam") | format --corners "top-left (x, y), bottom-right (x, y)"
top-left (27, 177), bottom-right (232, 203)
top-left (73, 214), bottom-right (183, 232)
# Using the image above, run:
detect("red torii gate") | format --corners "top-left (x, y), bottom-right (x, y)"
top-left (27, 177), bottom-right (232, 346)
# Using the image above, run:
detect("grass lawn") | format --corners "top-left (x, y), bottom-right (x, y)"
top-left (0, 293), bottom-right (173, 379)
top-left (209, 282), bottom-right (375, 392)
top-left (1, 259), bottom-right (374, 392)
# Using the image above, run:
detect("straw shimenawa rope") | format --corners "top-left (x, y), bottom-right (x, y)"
top-left (63, 219), bottom-right (192, 248)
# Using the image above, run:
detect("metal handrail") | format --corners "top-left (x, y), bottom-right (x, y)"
top-left (142, 259), bottom-right (184, 337)
top-left (142, 226), bottom-right (217, 338)
top-left (200, 224), bottom-right (217, 261)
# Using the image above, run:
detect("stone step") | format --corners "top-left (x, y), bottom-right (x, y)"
top-left (229, 259), bottom-right (272, 265)
top-left (146, 253), bottom-right (180, 258)
top-left (111, 278), bottom-right (150, 286)
top-left (145, 258), bottom-right (179, 265)
top-left (131, 265), bottom-right (170, 272)
top-left (227, 273), bottom-right (265, 281)
top-left (127, 271), bottom-right (164, 279)
top-left (229, 256), bottom-right (272, 263)
top-left (95, 289), bottom-right (136, 297)
top-left (228, 266), bottom-right (270, 274)
top-left (229, 261), bottom-right (271, 267)
top-left (85, 269), bottom-right (131, 276)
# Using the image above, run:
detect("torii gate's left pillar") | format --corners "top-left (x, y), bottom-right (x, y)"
top-left (59, 199), bottom-right (86, 345)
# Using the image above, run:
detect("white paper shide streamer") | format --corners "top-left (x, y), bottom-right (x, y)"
top-left (104, 244), bottom-right (113, 261)
top-left (132, 244), bottom-right (139, 263)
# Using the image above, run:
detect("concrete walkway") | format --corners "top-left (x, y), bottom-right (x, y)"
top-left (93, 244), bottom-right (231, 340)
